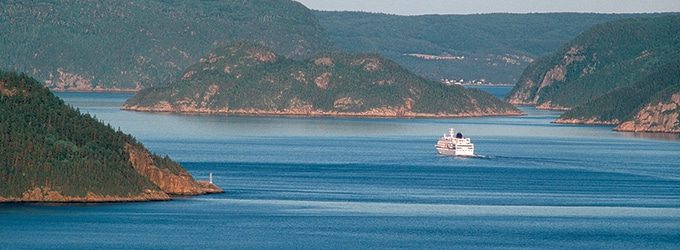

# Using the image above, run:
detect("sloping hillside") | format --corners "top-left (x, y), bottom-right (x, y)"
top-left (505, 15), bottom-right (680, 109)
top-left (0, 70), bottom-right (222, 202)
top-left (123, 41), bottom-right (523, 118)
top-left (555, 61), bottom-right (680, 126)
top-left (0, 0), bottom-right (337, 91)
top-left (504, 15), bottom-right (680, 133)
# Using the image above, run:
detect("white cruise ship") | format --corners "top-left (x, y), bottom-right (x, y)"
top-left (435, 128), bottom-right (474, 156)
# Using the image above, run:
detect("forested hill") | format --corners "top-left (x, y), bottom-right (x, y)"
top-left (313, 11), bottom-right (668, 85)
top-left (504, 15), bottom-right (680, 133)
top-left (0, 0), bottom-right (337, 92)
top-left (0, 70), bottom-right (222, 202)
top-left (122, 41), bottom-right (524, 118)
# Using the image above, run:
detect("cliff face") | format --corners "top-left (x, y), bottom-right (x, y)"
top-left (614, 92), bottom-right (680, 133)
top-left (127, 144), bottom-right (223, 196)
top-left (123, 42), bottom-right (524, 118)
top-left (505, 45), bottom-right (587, 109)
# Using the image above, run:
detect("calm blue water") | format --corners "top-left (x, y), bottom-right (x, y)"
top-left (2, 89), bottom-right (679, 249)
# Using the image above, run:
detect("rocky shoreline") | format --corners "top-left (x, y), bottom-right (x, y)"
top-left (0, 144), bottom-right (224, 204)
top-left (120, 106), bottom-right (526, 118)
top-left (0, 187), bottom-right (172, 203)
top-left (552, 93), bottom-right (680, 134)
top-left (613, 95), bottom-right (680, 133)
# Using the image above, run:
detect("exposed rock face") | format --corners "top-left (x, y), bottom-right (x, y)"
top-left (127, 144), bottom-right (224, 196)
top-left (614, 93), bottom-right (680, 133)
top-left (506, 45), bottom-right (587, 107)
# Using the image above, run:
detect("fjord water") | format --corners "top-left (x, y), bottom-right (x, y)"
top-left (2, 89), bottom-right (680, 249)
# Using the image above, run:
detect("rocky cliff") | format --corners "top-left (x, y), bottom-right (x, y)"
top-left (127, 144), bottom-right (223, 196)
top-left (614, 89), bottom-right (680, 133)
top-left (123, 42), bottom-right (524, 118)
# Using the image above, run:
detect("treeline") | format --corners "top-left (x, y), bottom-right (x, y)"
top-left (0, 70), bottom-right (183, 198)
top-left (124, 41), bottom-right (521, 116)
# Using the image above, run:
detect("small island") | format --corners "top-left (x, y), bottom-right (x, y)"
top-left (0, 70), bottom-right (222, 203)
top-left (123, 41), bottom-right (524, 118)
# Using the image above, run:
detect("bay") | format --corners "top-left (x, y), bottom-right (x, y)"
top-left (1, 89), bottom-right (679, 249)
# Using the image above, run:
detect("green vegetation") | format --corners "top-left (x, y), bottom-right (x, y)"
top-left (502, 15), bottom-right (680, 132)
top-left (0, 70), bottom-right (184, 199)
top-left (314, 11), bottom-right (668, 84)
top-left (506, 15), bottom-right (680, 108)
top-left (124, 41), bottom-right (522, 117)
top-left (0, 0), bottom-right (337, 91)
top-left (3, 1), bottom-right (669, 91)
top-left (559, 61), bottom-right (680, 123)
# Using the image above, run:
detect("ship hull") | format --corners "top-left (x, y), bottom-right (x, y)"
top-left (436, 147), bottom-right (474, 156)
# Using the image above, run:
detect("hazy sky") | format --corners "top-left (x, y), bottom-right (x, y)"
top-left (294, 0), bottom-right (680, 15)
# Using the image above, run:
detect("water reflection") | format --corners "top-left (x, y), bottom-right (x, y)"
top-left (620, 131), bottom-right (680, 142)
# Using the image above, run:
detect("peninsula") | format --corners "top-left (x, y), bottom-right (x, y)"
top-left (0, 70), bottom-right (223, 203)
top-left (504, 15), bottom-right (680, 133)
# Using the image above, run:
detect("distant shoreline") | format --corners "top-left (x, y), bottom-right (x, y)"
top-left (460, 84), bottom-right (515, 87)
top-left (48, 84), bottom-right (516, 94)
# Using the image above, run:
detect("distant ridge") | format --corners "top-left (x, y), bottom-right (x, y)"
top-left (0, 0), bottom-right (337, 91)
top-left (313, 11), bottom-right (670, 85)
top-left (122, 41), bottom-right (524, 118)
top-left (0, 70), bottom-right (223, 202)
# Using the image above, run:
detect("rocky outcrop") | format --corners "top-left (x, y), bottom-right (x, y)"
top-left (505, 45), bottom-right (587, 107)
top-left (127, 144), bottom-right (223, 196)
top-left (553, 117), bottom-right (619, 125)
top-left (614, 93), bottom-right (680, 133)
